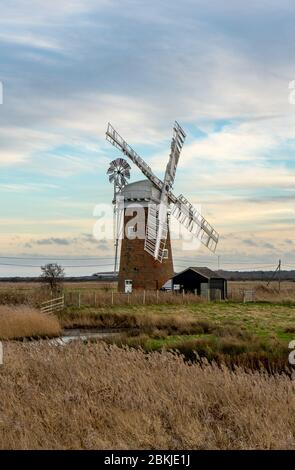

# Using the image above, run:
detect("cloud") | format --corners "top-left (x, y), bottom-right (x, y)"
top-left (0, 183), bottom-right (58, 191)
top-left (1, 0), bottom-right (295, 267)
top-left (263, 242), bottom-right (275, 249)
top-left (243, 239), bottom-right (257, 247)
top-left (35, 237), bottom-right (70, 246)
top-left (0, 32), bottom-right (63, 51)
top-left (10, 233), bottom-right (114, 253)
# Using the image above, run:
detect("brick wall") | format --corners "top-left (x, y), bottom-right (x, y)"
top-left (118, 207), bottom-right (174, 291)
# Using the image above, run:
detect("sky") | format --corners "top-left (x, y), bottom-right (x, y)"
top-left (1, 0), bottom-right (295, 276)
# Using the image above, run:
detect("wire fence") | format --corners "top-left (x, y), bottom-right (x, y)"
top-left (0, 285), bottom-right (222, 307)
top-left (63, 290), bottom-right (206, 308)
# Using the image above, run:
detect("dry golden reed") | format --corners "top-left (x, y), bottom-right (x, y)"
top-left (0, 341), bottom-right (294, 449)
top-left (0, 305), bottom-right (61, 339)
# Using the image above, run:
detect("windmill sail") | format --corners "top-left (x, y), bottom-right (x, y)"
top-left (149, 122), bottom-right (186, 261)
top-left (106, 123), bottom-right (163, 190)
top-left (171, 194), bottom-right (219, 252)
top-left (163, 121), bottom-right (186, 190)
top-left (144, 203), bottom-right (168, 262)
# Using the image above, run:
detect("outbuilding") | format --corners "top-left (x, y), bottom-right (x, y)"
top-left (171, 267), bottom-right (227, 300)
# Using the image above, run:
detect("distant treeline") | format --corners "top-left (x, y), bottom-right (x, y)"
top-left (0, 274), bottom-right (118, 283)
top-left (217, 270), bottom-right (295, 281)
top-left (1, 270), bottom-right (295, 282)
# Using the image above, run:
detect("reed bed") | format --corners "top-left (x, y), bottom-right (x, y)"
top-left (0, 305), bottom-right (61, 340)
top-left (0, 342), bottom-right (294, 449)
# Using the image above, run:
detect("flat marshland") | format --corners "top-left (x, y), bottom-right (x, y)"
top-left (59, 300), bottom-right (295, 372)
top-left (0, 280), bottom-right (295, 449)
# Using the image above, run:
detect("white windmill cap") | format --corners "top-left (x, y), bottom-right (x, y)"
top-left (121, 179), bottom-right (161, 204)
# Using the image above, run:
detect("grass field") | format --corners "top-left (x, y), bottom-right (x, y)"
top-left (58, 301), bottom-right (295, 372)
top-left (0, 280), bottom-right (294, 371)
top-left (0, 341), bottom-right (294, 450)
top-left (1, 279), bottom-right (294, 303)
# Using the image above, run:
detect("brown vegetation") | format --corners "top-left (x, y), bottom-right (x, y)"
top-left (228, 280), bottom-right (295, 302)
top-left (0, 305), bottom-right (61, 340)
top-left (59, 308), bottom-right (205, 330)
top-left (1, 279), bottom-right (295, 307)
top-left (106, 327), bottom-right (291, 374)
top-left (0, 341), bottom-right (294, 449)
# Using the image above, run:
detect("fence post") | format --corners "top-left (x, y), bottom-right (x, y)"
top-left (156, 290), bottom-right (159, 304)
top-left (94, 292), bottom-right (96, 307)
top-left (78, 292), bottom-right (81, 308)
top-left (143, 290), bottom-right (146, 305)
top-left (0, 341), bottom-right (3, 366)
top-left (182, 290), bottom-right (185, 303)
top-left (111, 291), bottom-right (114, 306)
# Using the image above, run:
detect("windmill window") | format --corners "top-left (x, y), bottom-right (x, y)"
top-left (163, 249), bottom-right (169, 259)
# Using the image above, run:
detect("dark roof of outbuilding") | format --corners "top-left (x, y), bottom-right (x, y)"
top-left (172, 267), bottom-right (226, 280)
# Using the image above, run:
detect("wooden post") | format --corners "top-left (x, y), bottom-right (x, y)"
top-left (182, 289), bottom-right (185, 303)
top-left (143, 290), bottom-right (146, 305)
top-left (78, 292), bottom-right (81, 308)
top-left (156, 290), bottom-right (159, 304)
top-left (94, 292), bottom-right (96, 307)
top-left (0, 341), bottom-right (3, 366)
top-left (111, 291), bottom-right (114, 306)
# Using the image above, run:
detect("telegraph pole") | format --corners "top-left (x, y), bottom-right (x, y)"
top-left (267, 259), bottom-right (282, 291)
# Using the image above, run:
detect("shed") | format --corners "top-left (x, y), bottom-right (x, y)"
top-left (171, 267), bottom-right (227, 300)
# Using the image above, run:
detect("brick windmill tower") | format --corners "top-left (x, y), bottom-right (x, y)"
top-left (106, 122), bottom-right (219, 292)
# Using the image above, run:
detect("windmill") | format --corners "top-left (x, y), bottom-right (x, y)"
top-left (106, 122), bottom-right (219, 292)
top-left (107, 158), bottom-right (131, 273)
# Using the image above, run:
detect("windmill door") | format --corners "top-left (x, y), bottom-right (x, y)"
top-left (125, 280), bottom-right (133, 294)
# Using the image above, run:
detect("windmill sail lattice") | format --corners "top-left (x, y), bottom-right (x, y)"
top-left (144, 203), bottom-right (168, 262)
top-left (150, 121), bottom-right (186, 261)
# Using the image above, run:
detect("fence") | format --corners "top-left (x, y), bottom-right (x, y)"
top-left (243, 290), bottom-right (256, 303)
top-left (40, 295), bottom-right (65, 314)
top-left (63, 290), bottom-right (205, 308)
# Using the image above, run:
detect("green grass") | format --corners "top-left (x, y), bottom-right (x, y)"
top-left (60, 301), bottom-right (295, 343)
top-left (144, 333), bottom-right (213, 350)
top-left (58, 301), bottom-right (295, 372)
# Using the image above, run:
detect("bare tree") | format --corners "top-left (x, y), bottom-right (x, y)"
top-left (40, 263), bottom-right (65, 294)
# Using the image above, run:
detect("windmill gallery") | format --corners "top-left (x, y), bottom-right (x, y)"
top-left (104, 121), bottom-right (220, 293)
